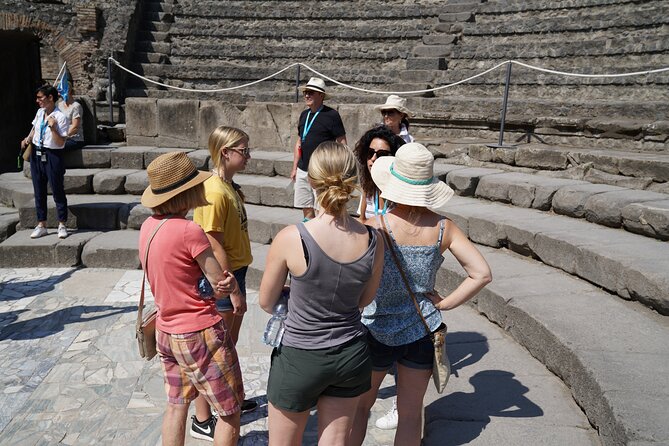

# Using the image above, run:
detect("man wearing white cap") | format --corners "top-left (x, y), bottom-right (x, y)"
top-left (291, 77), bottom-right (347, 220)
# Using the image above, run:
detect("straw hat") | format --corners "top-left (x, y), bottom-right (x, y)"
top-left (141, 152), bottom-right (212, 208)
top-left (301, 77), bottom-right (330, 99)
top-left (374, 95), bottom-right (412, 118)
top-left (370, 142), bottom-right (454, 215)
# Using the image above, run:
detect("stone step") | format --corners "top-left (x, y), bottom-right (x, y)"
top-left (443, 195), bottom-right (669, 314)
top-left (470, 4), bottom-right (669, 35)
top-left (136, 30), bottom-right (171, 42)
top-left (477, 0), bottom-right (661, 16)
top-left (135, 41), bottom-right (171, 54)
top-left (439, 244), bottom-right (669, 446)
top-left (0, 206), bottom-right (19, 242)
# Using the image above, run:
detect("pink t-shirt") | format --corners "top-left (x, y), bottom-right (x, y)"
top-left (139, 215), bottom-right (222, 334)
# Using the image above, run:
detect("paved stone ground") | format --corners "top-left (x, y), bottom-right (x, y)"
top-left (0, 268), bottom-right (600, 446)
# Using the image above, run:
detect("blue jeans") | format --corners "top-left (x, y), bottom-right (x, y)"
top-left (216, 266), bottom-right (248, 312)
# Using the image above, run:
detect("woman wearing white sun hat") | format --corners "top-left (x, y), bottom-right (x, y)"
top-left (375, 95), bottom-right (415, 144)
top-left (351, 142), bottom-right (492, 446)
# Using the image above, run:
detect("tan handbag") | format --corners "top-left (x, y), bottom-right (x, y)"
top-left (379, 216), bottom-right (451, 394)
top-left (22, 142), bottom-right (33, 162)
top-left (136, 216), bottom-right (171, 360)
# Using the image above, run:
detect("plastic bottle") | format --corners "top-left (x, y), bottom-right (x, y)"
top-left (262, 289), bottom-right (289, 347)
top-left (197, 275), bottom-right (215, 300)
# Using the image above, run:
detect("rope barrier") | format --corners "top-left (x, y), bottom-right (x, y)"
top-left (109, 57), bottom-right (669, 96)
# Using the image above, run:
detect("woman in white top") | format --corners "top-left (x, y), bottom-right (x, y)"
top-left (375, 95), bottom-right (414, 144)
top-left (59, 81), bottom-right (85, 150)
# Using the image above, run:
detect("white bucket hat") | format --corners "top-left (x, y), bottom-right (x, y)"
top-left (370, 142), bottom-right (454, 215)
top-left (301, 77), bottom-right (330, 99)
top-left (374, 95), bottom-right (412, 118)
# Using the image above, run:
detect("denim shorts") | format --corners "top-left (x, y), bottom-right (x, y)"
top-left (366, 331), bottom-right (434, 371)
top-left (216, 266), bottom-right (248, 312)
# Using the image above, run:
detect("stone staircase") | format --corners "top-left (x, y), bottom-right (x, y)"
top-left (0, 144), bottom-right (668, 444)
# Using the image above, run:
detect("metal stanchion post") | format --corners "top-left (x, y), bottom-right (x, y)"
top-left (108, 55), bottom-right (114, 126)
top-left (295, 65), bottom-right (301, 103)
top-left (487, 61), bottom-right (516, 149)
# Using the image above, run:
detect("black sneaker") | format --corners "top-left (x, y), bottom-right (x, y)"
top-left (241, 399), bottom-right (258, 414)
top-left (190, 414), bottom-right (216, 442)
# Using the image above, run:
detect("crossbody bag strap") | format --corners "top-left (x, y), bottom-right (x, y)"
top-left (136, 215), bottom-right (172, 332)
top-left (379, 215), bottom-right (432, 337)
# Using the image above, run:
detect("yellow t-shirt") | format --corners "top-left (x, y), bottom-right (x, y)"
top-left (193, 175), bottom-right (252, 271)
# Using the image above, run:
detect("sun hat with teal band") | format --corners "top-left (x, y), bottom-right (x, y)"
top-left (370, 142), bottom-right (454, 215)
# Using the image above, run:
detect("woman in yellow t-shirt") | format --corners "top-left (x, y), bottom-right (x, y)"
top-left (193, 126), bottom-right (257, 422)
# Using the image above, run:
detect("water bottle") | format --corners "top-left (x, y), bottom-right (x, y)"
top-left (197, 275), bottom-right (215, 300)
top-left (263, 289), bottom-right (289, 347)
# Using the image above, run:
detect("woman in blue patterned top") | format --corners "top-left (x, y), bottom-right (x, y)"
top-left (351, 142), bottom-right (492, 446)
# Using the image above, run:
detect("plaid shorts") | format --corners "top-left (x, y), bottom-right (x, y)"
top-left (156, 321), bottom-right (244, 416)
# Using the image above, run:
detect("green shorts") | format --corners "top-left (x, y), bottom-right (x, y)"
top-left (267, 336), bottom-right (371, 412)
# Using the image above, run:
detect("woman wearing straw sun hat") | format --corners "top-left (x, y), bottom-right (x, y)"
top-left (139, 151), bottom-right (245, 446)
top-left (375, 95), bottom-right (415, 144)
top-left (351, 143), bottom-right (492, 446)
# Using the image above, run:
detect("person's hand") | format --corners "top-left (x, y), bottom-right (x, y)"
top-left (425, 290), bottom-right (444, 310)
top-left (46, 116), bottom-right (57, 129)
top-left (20, 138), bottom-right (28, 150)
top-left (230, 289), bottom-right (247, 316)
top-left (215, 272), bottom-right (236, 295)
top-left (290, 168), bottom-right (297, 182)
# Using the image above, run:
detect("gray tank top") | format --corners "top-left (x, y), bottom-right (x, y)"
top-left (282, 222), bottom-right (378, 349)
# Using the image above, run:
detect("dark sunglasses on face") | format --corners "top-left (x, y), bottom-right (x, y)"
top-left (381, 109), bottom-right (400, 117)
top-left (367, 148), bottom-right (391, 160)
top-left (227, 147), bottom-right (251, 157)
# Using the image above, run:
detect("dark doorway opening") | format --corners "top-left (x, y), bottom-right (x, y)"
top-left (0, 31), bottom-right (42, 174)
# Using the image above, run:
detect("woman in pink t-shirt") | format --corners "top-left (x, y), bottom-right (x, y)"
top-left (139, 151), bottom-right (245, 446)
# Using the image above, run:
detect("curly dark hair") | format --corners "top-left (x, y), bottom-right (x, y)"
top-left (354, 125), bottom-right (405, 197)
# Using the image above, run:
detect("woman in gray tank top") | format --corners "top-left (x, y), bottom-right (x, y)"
top-left (350, 143), bottom-right (492, 446)
top-left (259, 142), bottom-right (385, 446)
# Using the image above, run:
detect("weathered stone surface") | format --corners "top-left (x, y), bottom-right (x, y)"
top-left (338, 104), bottom-right (377, 148)
top-left (143, 147), bottom-right (192, 166)
top-left (413, 45), bottom-right (452, 58)
top-left (515, 145), bottom-right (570, 170)
top-left (187, 149), bottom-right (211, 170)
top-left (157, 99), bottom-right (199, 148)
top-left (60, 169), bottom-right (100, 194)
top-left (125, 98), bottom-right (158, 137)
top-left (446, 167), bottom-right (504, 196)
top-left (198, 101), bottom-right (243, 148)
top-left (438, 11), bottom-right (473, 22)
top-left (0, 230), bottom-right (98, 267)
top-left (126, 204), bottom-right (151, 230)
top-left (111, 147), bottom-right (149, 169)
top-left (62, 147), bottom-right (113, 169)
top-left (0, 212), bottom-right (19, 242)
top-left (468, 145), bottom-right (494, 162)
top-left (622, 200), bottom-right (669, 241)
top-left (476, 173), bottom-right (585, 210)
top-left (124, 171), bottom-right (149, 195)
top-left (617, 156), bottom-right (669, 183)
top-left (406, 57), bottom-right (447, 70)
top-left (492, 146), bottom-right (516, 164)
top-left (93, 169), bottom-right (139, 194)
top-left (81, 230), bottom-right (140, 269)
top-left (583, 189), bottom-right (669, 228)
top-left (241, 103), bottom-right (291, 150)
top-left (552, 183), bottom-right (624, 218)
top-left (422, 34), bottom-right (456, 45)
top-left (583, 169), bottom-right (653, 190)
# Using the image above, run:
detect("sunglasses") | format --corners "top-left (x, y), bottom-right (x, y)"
top-left (227, 147), bottom-right (251, 157)
top-left (381, 109), bottom-right (400, 117)
top-left (367, 148), bottom-right (391, 160)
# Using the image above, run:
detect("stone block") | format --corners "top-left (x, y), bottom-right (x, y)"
top-left (583, 169), bottom-right (653, 189)
top-left (259, 182), bottom-right (294, 207)
top-left (406, 58), bottom-right (447, 70)
top-left (93, 170), bottom-right (138, 194)
top-left (126, 135), bottom-right (158, 147)
top-left (583, 190), bottom-right (669, 228)
top-left (242, 103), bottom-right (292, 150)
top-left (468, 145), bottom-right (494, 162)
top-left (515, 146), bottom-right (570, 170)
top-left (124, 171), bottom-right (149, 195)
top-left (198, 101), bottom-right (243, 148)
top-left (422, 34), bottom-right (456, 45)
top-left (0, 213), bottom-right (19, 242)
top-left (111, 147), bottom-right (148, 169)
top-left (127, 204), bottom-right (151, 230)
top-left (552, 184), bottom-right (623, 218)
top-left (187, 149), bottom-right (211, 170)
top-left (446, 168), bottom-right (504, 196)
top-left (81, 230), bottom-right (141, 269)
top-left (157, 99), bottom-right (199, 148)
top-left (0, 230), bottom-right (94, 267)
top-left (63, 147), bottom-right (112, 168)
top-left (125, 98), bottom-right (158, 137)
top-left (617, 156), bottom-right (669, 183)
top-left (621, 200), bottom-right (669, 241)
top-left (413, 45), bottom-right (452, 58)
top-left (492, 147), bottom-right (516, 165)
top-left (61, 169), bottom-right (99, 194)
top-left (338, 104), bottom-right (377, 148)
top-left (577, 151), bottom-right (620, 174)
top-left (438, 11), bottom-right (473, 22)
top-left (144, 148), bottom-right (192, 167)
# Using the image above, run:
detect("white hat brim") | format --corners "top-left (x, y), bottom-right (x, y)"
top-left (370, 156), bottom-right (454, 216)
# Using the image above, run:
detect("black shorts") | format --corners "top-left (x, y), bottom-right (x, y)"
top-left (367, 331), bottom-right (434, 371)
top-left (267, 336), bottom-right (371, 412)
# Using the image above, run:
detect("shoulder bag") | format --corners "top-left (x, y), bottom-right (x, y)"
top-left (136, 216), bottom-right (171, 360)
top-left (379, 216), bottom-right (451, 393)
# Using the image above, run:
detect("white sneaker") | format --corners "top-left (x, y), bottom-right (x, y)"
top-left (30, 225), bottom-right (48, 239)
top-left (57, 224), bottom-right (68, 239)
top-left (375, 398), bottom-right (398, 430)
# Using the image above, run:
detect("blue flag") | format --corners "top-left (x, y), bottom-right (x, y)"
top-left (57, 71), bottom-right (70, 102)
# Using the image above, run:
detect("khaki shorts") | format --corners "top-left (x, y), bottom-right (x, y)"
top-left (293, 167), bottom-right (318, 209)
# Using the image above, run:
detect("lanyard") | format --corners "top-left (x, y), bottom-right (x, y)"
top-left (301, 106), bottom-right (323, 140)
top-left (373, 191), bottom-right (388, 216)
top-left (38, 111), bottom-right (49, 147)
